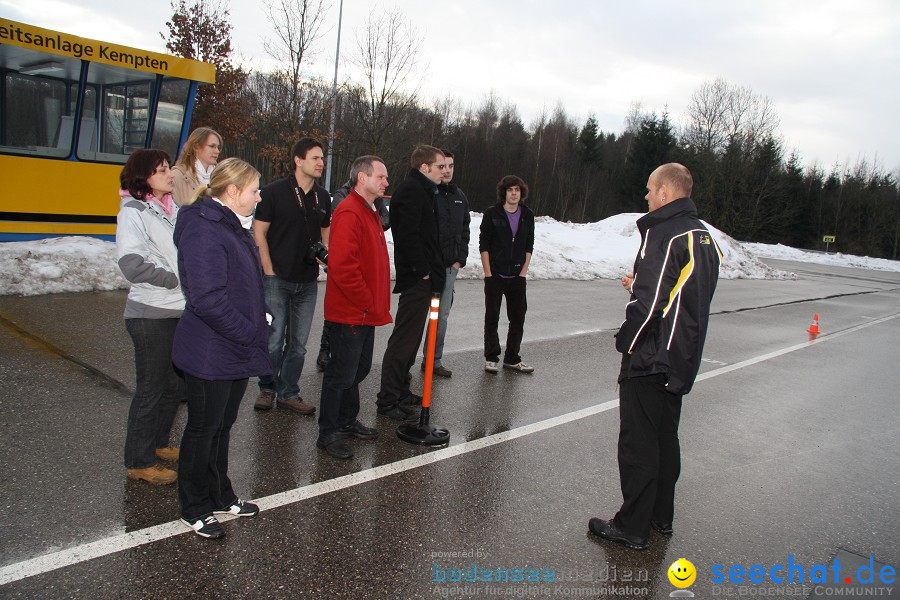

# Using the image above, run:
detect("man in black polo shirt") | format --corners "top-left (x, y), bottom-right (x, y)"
top-left (253, 138), bottom-right (331, 414)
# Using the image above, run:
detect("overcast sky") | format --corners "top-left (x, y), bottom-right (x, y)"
top-left (4, 0), bottom-right (899, 173)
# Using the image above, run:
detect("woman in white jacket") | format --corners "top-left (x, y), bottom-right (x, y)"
top-left (116, 149), bottom-right (186, 485)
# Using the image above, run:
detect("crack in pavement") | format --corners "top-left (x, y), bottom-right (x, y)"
top-left (0, 313), bottom-right (132, 397)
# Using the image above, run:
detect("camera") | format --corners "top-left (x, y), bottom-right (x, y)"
top-left (305, 241), bottom-right (328, 266)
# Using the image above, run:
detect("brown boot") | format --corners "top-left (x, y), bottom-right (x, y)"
top-left (127, 464), bottom-right (176, 485)
top-left (278, 396), bottom-right (316, 415)
top-left (254, 391), bottom-right (275, 411)
top-left (155, 447), bottom-right (179, 461)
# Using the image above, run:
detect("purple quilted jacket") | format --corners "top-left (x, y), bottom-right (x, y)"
top-left (172, 197), bottom-right (273, 380)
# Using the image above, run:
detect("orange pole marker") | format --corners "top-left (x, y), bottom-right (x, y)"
top-left (421, 295), bottom-right (440, 410)
top-left (807, 313), bottom-right (821, 335)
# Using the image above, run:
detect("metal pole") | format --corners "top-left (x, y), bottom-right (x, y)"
top-left (324, 0), bottom-right (344, 193)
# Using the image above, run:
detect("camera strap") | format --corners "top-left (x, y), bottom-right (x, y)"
top-left (292, 176), bottom-right (321, 215)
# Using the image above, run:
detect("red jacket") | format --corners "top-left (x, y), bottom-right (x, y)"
top-left (324, 189), bottom-right (393, 326)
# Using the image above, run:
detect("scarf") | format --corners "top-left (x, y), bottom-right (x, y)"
top-left (213, 197), bottom-right (253, 230)
top-left (120, 189), bottom-right (174, 217)
top-left (195, 159), bottom-right (215, 185)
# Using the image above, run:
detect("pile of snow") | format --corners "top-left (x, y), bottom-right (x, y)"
top-left (0, 237), bottom-right (127, 296)
top-left (6, 211), bottom-right (897, 297)
top-left (430, 213), bottom-right (787, 281)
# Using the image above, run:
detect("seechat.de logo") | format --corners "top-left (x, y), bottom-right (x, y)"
top-left (711, 555), bottom-right (896, 586)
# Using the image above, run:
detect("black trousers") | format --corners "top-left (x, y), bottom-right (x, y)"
top-left (483, 276), bottom-right (527, 363)
top-left (123, 317), bottom-right (183, 469)
top-left (319, 322), bottom-right (374, 436)
top-left (178, 375), bottom-right (246, 520)
top-left (377, 278), bottom-right (431, 407)
top-left (614, 374), bottom-right (683, 539)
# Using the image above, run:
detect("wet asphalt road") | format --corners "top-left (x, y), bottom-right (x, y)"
top-left (0, 259), bottom-right (898, 599)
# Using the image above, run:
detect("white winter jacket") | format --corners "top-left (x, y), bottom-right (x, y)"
top-left (115, 194), bottom-right (185, 318)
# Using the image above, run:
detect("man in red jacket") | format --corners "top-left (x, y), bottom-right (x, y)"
top-left (317, 156), bottom-right (393, 459)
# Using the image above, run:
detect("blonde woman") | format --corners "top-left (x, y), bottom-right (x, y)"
top-left (171, 127), bottom-right (222, 205)
top-left (172, 158), bottom-right (272, 538)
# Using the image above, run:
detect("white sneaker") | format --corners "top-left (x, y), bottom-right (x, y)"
top-left (484, 360), bottom-right (499, 373)
top-left (503, 361), bottom-right (535, 373)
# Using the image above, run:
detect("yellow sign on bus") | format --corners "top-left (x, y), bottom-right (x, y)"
top-left (0, 20), bottom-right (215, 83)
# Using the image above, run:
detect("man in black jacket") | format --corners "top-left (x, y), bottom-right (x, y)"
top-left (479, 175), bottom-right (535, 374)
top-left (420, 151), bottom-right (470, 378)
top-left (376, 145), bottom-right (447, 420)
top-left (589, 163), bottom-right (721, 551)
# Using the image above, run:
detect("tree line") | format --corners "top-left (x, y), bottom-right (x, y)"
top-left (163, 0), bottom-right (899, 260)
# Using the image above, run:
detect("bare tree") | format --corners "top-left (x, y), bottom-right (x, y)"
top-left (683, 77), bottom-right (730, 154)
top-left (264, 0), bottom-right (329, 120)
top-left (346, 7), bottom-right (424, 154)
top-left (683, 78), bottom-right (780, 155)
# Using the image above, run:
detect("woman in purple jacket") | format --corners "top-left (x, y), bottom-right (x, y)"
top-left (172, 157), bottom-right (272, 539)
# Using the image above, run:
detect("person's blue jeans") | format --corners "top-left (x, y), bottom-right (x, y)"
top-left (124, 318), bottom-right (184, 469)
top-left (178, 374), bottom-right (246, 520)
top-left (259, 276), bottom-right (318, 400)
top-left (318, 322), bottom-right (374, 436)
top-left (422, 267), bottom-right (458, 368)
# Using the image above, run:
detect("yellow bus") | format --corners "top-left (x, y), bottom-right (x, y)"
top-left (0, 19), bottom-right (215, 241)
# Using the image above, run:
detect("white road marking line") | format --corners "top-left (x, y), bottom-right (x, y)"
top-left (1, 311), bottom-right (897, 586)
top-left (701, 357), bottom-right (728, 365)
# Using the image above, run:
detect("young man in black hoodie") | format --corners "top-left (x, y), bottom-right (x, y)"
top-left (375, 145), bottom-right (447, 420)
top-left (479, 175), bottom-right (535, 374)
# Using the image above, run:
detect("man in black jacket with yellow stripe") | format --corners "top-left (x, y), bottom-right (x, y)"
top-left (376, 145), bottom-right (447, 420)
top-left (590, 163), bottom-right (721, 550)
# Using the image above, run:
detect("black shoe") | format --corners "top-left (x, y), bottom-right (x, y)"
top-left (399, 393), bottom-right (422, 408)
top-left (214, 499), bottom-right (260, 518)
top-left (650, 520), bottom-right (673, 535)
top-left (339, 420), bottom-right (378, 440)
top-left (316, 349), bottom-right (329, 372)
top-left (422, 363), bottom-right (452, 377)
top-left (316, 433), bottom-right (353, 459)
top-left (181, 514), bottom-right (226, 539)
top-left (377, 404), bottom-right (415, 421)
top-left (588, 518), bottom-right (648, 550)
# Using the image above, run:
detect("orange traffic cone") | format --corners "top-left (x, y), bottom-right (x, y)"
top-left (806, 314), bottom-right (821, 335)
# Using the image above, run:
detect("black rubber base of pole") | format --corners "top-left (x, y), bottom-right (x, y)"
top-left (397, 423), bottom-right (450, 446)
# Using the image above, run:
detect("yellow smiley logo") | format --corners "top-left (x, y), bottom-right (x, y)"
top-left (668, 558), bottom-right (697, 588)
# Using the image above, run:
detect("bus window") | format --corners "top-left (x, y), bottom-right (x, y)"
top-left (0, 48), bottom-right (81, 158)
top-left (151, 78), bottom-right (190, 158)
top-left (75, 61), bottom-right (156, 163)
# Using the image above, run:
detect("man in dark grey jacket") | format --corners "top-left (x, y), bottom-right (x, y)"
top-left (376, 145), bottom-right (447, 420)
top-left (420, 151), bottom-right (470, 378)
top-left (589, 163), bottom-right (721, 551)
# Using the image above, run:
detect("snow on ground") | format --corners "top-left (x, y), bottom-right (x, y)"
top-left (742, 242), bottom-right (900, 272)
top-left (1, 213), bottom-right (896, 297)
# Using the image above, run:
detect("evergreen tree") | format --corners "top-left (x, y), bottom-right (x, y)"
top-left (622, 112), bottom-right (676, 211)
